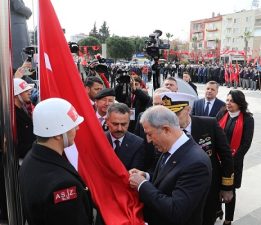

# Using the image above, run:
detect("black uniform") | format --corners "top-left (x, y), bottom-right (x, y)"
top-left (15, 106), bottom-right (36, 158)
top-left (19, 144), bottom-right (93, 225)
top-left (190, 116), bottom-right (234, 225)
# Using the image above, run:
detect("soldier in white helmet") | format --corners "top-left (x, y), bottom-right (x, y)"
top-left (14, 78), bottom-right (35, 162)
top-left (19, 98), bottom-right (93, 225)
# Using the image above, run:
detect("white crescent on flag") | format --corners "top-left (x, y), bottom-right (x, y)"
top-left (64, 144), bottom-right (78, 171)
top-left (44, 52), bottom-right (52, 71)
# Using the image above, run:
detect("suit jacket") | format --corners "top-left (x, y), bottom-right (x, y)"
top-left (106, 131), bottom-right (145, 170)
top-left (19, 144), bottom-right (93, 225)
top-left (139, 138), bottom-right (212, 225)
top-left (192, 98), bottom-right (225, 117)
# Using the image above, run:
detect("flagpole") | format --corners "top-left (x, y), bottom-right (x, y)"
top-left (0, 0), bottom-right (24, 224)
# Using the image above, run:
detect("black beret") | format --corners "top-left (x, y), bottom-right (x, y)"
top-left (95, 88), bottom-right (115, 100)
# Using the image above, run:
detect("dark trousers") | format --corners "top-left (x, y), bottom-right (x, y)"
top-left (217, 188), bottom-right (236, 221)
top-left (202, 184), bottom-right (219, 225)
top-left (224, 189), bottom-right (236, 221)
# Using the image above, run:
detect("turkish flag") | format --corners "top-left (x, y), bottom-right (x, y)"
top-left (38, 0), bottom-right (144, 224)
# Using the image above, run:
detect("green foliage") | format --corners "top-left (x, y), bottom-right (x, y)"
top-left (78, 36), bottom-right (101, 56)
top-left (99, 21), bottom-right (110, 44)
top-left (89, 22), bottom-right (100, 40)
top-left (129, 37), bottom-right (147, 54)
top-left (106, 36), bottom-right (135, 61)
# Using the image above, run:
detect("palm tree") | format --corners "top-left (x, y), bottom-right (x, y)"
top-left (240, 31), bottom-right (253, 64)
top-left (166, 33), bottom-right (173, 44)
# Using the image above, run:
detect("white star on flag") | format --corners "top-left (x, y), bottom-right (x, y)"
top-left (44, 52), bottom-right (52, 71)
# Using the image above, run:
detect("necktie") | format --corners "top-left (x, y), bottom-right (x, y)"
top-left (99, 117), bottom-right (104, 124)
top-left (159, 152), bottom-right (171, 168)
top-left (114, 140), bottom-right (121, 156)
top-left (204, 101), bottom-right (210, 116)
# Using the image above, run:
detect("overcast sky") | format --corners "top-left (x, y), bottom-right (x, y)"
top-left (24, 0), bottom-right (254, 41)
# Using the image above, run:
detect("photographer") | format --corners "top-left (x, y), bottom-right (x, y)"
top-left (128, 76), bottom-right (151, 132)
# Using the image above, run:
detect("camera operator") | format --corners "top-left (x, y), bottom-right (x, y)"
top-left (128, 76), bottom-right (151, 132)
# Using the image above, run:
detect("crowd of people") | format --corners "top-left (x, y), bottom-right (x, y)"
top-left (0, 55), bottom-right (255, 225)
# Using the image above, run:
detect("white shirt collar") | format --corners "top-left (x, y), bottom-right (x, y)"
top-left (110, 133), bottom-right (125, 148)
top-left (184, 121), bottom-right (192, 134)
top-left (205, 98), bottom-right (216, 105)
top-left (165, 133), bottom-right (189, 163)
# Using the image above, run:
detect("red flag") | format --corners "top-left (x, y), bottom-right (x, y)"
top-left (38, 1), bottom-right (144, 224)
top-left (235, 63), bottom-right (239, 82)
top-left (224, 63), bottom-right (228, 82)
top-left (229, 62), bottom-right (233, 81)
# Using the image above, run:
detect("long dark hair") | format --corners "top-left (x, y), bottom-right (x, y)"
top-left (228, 90), bottom-right (252, 116)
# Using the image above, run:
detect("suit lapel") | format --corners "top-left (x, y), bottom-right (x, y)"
top-left (118, 132), bottom-right (131, 167)
top-left (153, 151), bottom-right (179, 186)
top-left (201, 99), bottom-right (205, 116)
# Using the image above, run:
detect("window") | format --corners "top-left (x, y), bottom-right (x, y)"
top-left (234, 18), bottom-right (237, 23)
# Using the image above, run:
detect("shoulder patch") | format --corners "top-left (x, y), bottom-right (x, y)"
top-left (53, 186), bottom-right (77, 204)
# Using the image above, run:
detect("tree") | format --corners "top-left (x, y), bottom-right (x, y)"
top-left (89, 22), bottom-right (100, 40)
top-left (166, 33), bottom-right (173, 44)
top-left (240, 31), bottom-right (253, 64)
top-left (129, 36), bottom-right (147, 54)
top-left (78, 36), bottom-right (101, 57)
top-left (106, 36), bottom-right (135, 61)
top-left (99, 21), bottom-right (110, 44)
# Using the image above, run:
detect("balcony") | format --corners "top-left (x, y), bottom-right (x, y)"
top-left (206, 28), bottom-right (218, 32)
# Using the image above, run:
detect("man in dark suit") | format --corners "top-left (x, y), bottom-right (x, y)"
top-left (160, 92), bottom-right (234, 225)
top-left (192, 80), bottom-right (225, 117)
top-left (95, 103), bottom-right (145, 225)
top-left (106, 103), bottom-right (145, 171)
top-left (129, 105), bottom-right (212, 225)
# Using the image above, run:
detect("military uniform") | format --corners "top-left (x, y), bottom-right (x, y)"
top-left (19, 143), bottom-right (93, 225)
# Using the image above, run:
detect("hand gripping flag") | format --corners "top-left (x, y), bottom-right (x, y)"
top-left (38, 1), bottom-right (144, 224)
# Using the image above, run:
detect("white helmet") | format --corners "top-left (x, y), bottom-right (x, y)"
top-left (14, 78), bottom-right (34, 96)
top-left (33, 98), bottom-right (84, 137)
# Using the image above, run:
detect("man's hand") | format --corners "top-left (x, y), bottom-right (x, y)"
top-left (129, 168), bottom-right (146, 178)
top-left (14, 61), bottom-right (33, 78)
top-left (129, 173), bottom-right (146, 190)
top-left (219, 190), bottom-right (233, 203)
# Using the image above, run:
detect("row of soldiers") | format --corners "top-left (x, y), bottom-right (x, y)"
top-left (175, 63), bottom-right (261, 90)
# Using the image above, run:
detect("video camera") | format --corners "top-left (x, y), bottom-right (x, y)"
top-left (115, 66), bottom-right (130, 84)
top-left (144, 30), bottom-right (170, 60)
top-left (23, 46), bottom-right (37, 62)
top-left (68, 42), bottom-right (79, 53)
